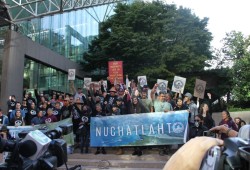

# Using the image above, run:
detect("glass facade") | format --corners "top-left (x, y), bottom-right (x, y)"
top-left (0, 3), bottom-right (118, 99)
top-left (16, 5), bottom-right (114, 63)
top-left (0, 27), bottom-right (8, 96)
top-left (23, 57), bottom-right (83, 94)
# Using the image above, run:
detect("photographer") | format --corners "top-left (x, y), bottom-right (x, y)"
top-left (163, 124), bottom-right (250, 170)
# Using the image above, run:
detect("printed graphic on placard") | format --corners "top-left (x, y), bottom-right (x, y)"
top-left (68, 69), bottom-right (75, 80)
top-left (92, 81), bottom-right (101, 90)
top-left (171, 76), bottom-right (186, 93)
top-left (157, 79), bottom-right (168, 93)
top-left (194, 79), bottom-right (206, 99)
top-left (84, 78), bottom-right (92, 89)
top-left (137, 76), bottom-right (147, 87)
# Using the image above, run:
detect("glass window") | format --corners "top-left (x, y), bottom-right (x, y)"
top-left (23, 57), bottom-right (83, 94)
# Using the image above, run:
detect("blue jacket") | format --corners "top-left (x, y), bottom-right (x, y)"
top-left (0, 115), bottom-right (9, 126)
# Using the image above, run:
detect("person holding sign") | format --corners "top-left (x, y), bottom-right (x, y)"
top-left (151, 84), bottom-right (173, 112)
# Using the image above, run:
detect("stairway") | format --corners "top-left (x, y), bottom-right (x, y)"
top-left (59, 147), bottom-right (173, 170)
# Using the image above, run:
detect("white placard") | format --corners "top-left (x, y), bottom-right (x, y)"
top-left (171, 76), bottom-right (186, 93)
top-left (137, 76), bottom-right (147, 87)
top-left (68, 69), bottom-right (75, 80)
top-left (157, 79), bottom-right (168, 93)
top-left (92, 81), bottom-right (101, 90)
top-left (102, 80), bottom-right (107, 92)
top-left (84, 78), bottom-right (92, 88)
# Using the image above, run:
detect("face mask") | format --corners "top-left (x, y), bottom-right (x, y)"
top-left (194, 121), bottom-right (200, 127)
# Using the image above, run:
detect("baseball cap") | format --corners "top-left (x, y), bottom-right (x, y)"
top-left (184, 92), bottom-right (193, 99)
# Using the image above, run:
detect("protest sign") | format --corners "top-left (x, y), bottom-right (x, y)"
top-left (171, 76), bottom-right (186, 93)
top-left (68, 69), bottom-right (75, 80)
top-left (83, 78), bottom-right (92, 89)
top-left (108, 61), bottom-right (123, 84)
top-left (157, 79), bottom-right (168, 93)
top-left (90, 110), bottom-right (189, 147)
top-left (194, 79), bottom-right (206, 99)
top-left (137, 76), bottom-right (147, 87)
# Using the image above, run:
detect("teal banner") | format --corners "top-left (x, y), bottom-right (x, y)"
top-left (90, 110), bottom-right (189, 147)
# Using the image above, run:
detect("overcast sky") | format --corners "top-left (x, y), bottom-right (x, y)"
top-left (164, 0), bottom-right (250, 49)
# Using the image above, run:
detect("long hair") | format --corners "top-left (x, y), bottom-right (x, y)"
top-left (199, 103), bottom-right (209, 115)
top-left (222, 110), bottom-right (232, 120)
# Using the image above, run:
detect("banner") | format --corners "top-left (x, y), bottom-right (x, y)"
top-left (108, 61), bottom-right (123, 84)
top-left (194, 79), bottom-right (206, 99)
top-left (171, 76), bottom-right (186, 93)
top-left (68, 69), bottom-right (76, 80)
top-left (7, 118), bottom-right (74, 146)
top-left (90, 110), bottom-right (189, 147)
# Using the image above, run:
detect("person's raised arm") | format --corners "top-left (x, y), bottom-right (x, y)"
top-left (150, 84), bottom-right (158, 101)
top-left (69, 81), bottom-right (76, 94)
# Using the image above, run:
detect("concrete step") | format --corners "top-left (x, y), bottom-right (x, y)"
top-left (58, 147), bottom-right (172, 170)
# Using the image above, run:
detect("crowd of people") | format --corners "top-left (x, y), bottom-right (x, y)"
top-left (0, 76), bottom-right (248, 157)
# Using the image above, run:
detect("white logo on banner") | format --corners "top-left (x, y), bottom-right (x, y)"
top-left (173, 122), bottom-right (184, 133)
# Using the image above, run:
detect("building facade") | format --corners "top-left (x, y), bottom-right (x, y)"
top-left (0, 1), bottom-right (126, 112)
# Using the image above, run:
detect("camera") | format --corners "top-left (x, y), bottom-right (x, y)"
top-left (0, 124), bottom-right (76, 170)
top-left (200, 137), bottom-right (250, 170)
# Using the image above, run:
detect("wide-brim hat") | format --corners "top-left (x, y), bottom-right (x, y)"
top-left (109, 87), bottom-right (117, 93)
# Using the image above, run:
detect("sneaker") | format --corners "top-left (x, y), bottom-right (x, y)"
top-left (132, 151), bottom-right (138, 155)
top-left (101, 149), bottom-right (106, 154)
top-left (95, 150), bottom-right (100, 155)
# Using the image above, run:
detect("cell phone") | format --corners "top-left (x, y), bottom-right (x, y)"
top-left (200, 146), bottom-right (221, 170)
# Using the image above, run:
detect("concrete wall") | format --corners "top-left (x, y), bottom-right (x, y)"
top-left (0, 30), bottom-right (85, 113)
top-left (213, 111), bottom-right (250, 125)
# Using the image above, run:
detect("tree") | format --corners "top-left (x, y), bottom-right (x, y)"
top-left (216, 31), bottom-right (250, 105)
top-left (83, 1), bottom-right (213, 88)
